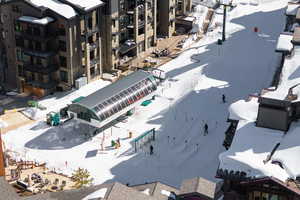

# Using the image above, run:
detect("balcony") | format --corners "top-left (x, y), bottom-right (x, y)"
top-left (15, 30), bottom-right (56, 42)
top-left (22, 47), bottom-right (56, 58)
top-left (89, 41), bottom-right (99, 51)
top-left (26, 80), bottom-right (58, 89)
top-left (90, 57), bottom-right (100, 66)
top-left (23, 62), bottom-right (59, 74)
top-left (83, 26), bottom-right (99, 36)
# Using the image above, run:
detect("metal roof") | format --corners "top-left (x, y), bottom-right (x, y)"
top-left (76, 70), bottom-right (154, 109)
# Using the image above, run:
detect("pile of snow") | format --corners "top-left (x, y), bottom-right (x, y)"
top-left (0, 120), bottom-right (8, 128)
top-left (228, 99), bottom-right (259, 121)
top-left (273, 129), bottom-right (300, 179)
top-left (219, 122), bottom-right (289, 181)
top-left (142, 188), bottom-right (150, 195)
top-left (82, 188), bottom-right (107, 200)
top-left (161, 190), bottom-right (176, 200)
top-left (6, 91), bottom-right (18, 96)
top-left (191, 4), bottom-right (209, 33)
top-left (18, 16), bottom-right (54, 25)
top-left (276, 33), bottom-right (293, 53)
top-left (193, 0), bottom-right (218, 8)
top-left (28, 0), bottom-right (77, 19)
top-left (285, 4), bottom-right (300, 16)
top-left (63, 0), bottom-right (104, 11)
top-left (21, 107), bottom-right (39, 120)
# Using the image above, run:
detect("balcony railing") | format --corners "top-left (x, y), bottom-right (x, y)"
top-left (23, 62), bottom-right (59, 74)
top-left (90, 57), bottom-right (100, 66)
top-left (83, 26), bottom-right (99, 36)
top-left (22, 47), bottom-right (56, 58)
top-left (15, 30), bottom-right (56, 42)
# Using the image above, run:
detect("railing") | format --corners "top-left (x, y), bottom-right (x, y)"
top-left (23, 62), bottom-right (59, 74)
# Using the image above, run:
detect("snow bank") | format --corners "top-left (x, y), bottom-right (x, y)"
top-left (18, 16), bottom-right (54, 25)
top-left (228, 99), bottom-right (258, 121)
top-left (82, 188), bottom-right (107, 200)
top-left (161, 190), bottom-right (176, 200)
top-left (28, 0), bottom-right (77, 19)
top-left (191, 5), bottom-right (209, 33)
top-left (21, 107), bottom-right (39, 120)
top-left (276, 33), bottom-right (293, 53)
top-left (272, 128), bottom-right (300, 179)
top-left (142, 188), bottom-right (150, 195)
top-left (285, 4), bottom-right (300, 16)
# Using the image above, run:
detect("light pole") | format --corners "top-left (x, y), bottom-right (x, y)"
top-left (219, 0), bottom-right (233, 41)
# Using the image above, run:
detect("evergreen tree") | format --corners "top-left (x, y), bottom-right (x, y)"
top-left (71, 168), bottom-right (93, 188)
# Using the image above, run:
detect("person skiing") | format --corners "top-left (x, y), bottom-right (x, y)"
top-left (150, 145), bottom-right (154, 155)
top-left (222, 94), bottom-right (226, 103)
top-left (204, 123), bottom-right (208, 135)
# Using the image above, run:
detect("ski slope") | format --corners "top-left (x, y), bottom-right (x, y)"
top-left (3, 0), bottom-right (288, 188)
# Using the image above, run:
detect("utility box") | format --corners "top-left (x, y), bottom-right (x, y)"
top-left (75, 77), bottom-right (87, 89)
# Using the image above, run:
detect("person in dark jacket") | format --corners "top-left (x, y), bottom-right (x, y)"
top-left (150, 145), bottom-right (154, 155)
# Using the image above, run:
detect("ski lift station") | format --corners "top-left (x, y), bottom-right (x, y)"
top-left (67, 70), bottom-right (163, 128)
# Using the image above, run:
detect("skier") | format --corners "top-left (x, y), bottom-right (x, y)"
top-left (150, 145), bottom-right (154, 155)
top-left (128, 131), bottom-right (133, 138)
top-left (222, 94), bottom-right (226, 103)
top-left (117, 138), bottom-right (121, 147)
top-left (204, 123), bottom-right (208, 135)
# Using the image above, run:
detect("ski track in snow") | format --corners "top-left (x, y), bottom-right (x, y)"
top-left (3, 0), bottom-right (288, 188)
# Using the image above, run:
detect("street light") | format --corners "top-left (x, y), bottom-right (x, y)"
top-left (219, 0), bottom-right (233, 41)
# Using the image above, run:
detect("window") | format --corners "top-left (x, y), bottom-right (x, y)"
top-left (112, 19), bottom-right (116, 28)
top-left (35, 42), bottom-right (41, 51)
top-left (59, 56), bottom-right (67, 67)
top-left (60, 70), bottom-right (68, 82)
top-left (90, 67), bottom-right (95, 76)
top-left (15, 36), bottom-right (24, 47)
top-left (38, 73), bottom-right (43, 82)
top-left (15, 22), bottom-right (22, 32)
top-left (12, 5), bottom-right (20, 13)
top-left (88, 17), bottom-right (93, 29)
top-left (28, 40), bottom-right (33, 49)
top-left (36, 57), bottom-right (42, 65)
top-left (18, 65), bottom-right (23, 76)
top-left (33, 27), bottom-right (40, 36)
top-left (58, 40), bottom-right (66, 52)
top-left (16, 49), bottom-right (23, 61)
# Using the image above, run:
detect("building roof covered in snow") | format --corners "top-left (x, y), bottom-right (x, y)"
top-left (276, 32), bottom-right (293, 53)
top-left (60, 0), bottom-right (104, 11)
top-left (131, 181), bottom-right (179, 200)
top-left (24, 182), bottom-right (158, 200)
top-left (286, 4), bottom-right (300, 16)
top-left (18, 16), bottom-right (54, 25)
top-left (24, 0), bottom-right (77, 19)
top-left (75, 70), bottom-right (156, 109)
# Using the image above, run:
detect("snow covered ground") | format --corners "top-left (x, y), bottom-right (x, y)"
top-left (3, 0), bottom-right (288, 187)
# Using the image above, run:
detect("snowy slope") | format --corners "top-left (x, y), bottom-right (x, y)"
top-left (3, 0), bottom-right (288, 187)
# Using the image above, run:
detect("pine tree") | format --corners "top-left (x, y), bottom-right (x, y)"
top-left (71, 168), bottom-right (94, 189)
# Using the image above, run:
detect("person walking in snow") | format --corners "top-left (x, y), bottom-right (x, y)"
top-left (150, 145), bottom-right (154, 155)
top-left (222, 94), bottom-right (226, 103)
top-left (204, 123), bottom-right (208, 135)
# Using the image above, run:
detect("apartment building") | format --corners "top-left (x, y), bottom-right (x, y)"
top-left (101, 0), bottom-right (157, 73)
top-left (0, 0), bottom-right (193, 96)
top-left (0, 0), bottom-right (103, 97)
top-left (157, 0), bottom-right (192, 37)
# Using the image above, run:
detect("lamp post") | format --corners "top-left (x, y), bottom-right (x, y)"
top-left (219, 0), bottom-right (233, 41)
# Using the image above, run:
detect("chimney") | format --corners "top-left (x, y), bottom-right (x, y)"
top-left (0, 131), bottom-right (5, 177)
